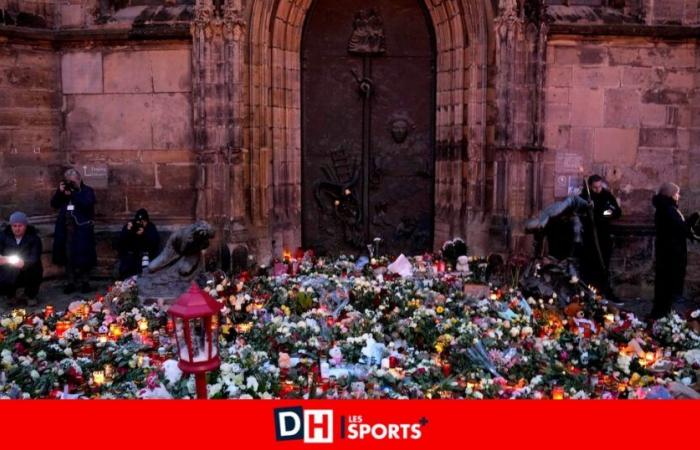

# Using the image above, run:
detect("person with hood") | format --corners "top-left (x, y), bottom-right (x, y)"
top-left (116, 208), bottom-right (160, 280)
top-left (50, 168), bottom-right (97, 294)
top-left (650, 182), bottom-right (700, 319)
top-left (0, 212), bottom-right (43, 306)
top-left (579, 174), bottom-right (622, 301)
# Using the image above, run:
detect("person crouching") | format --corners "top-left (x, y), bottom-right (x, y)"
top-left (0, 212), bottom-right (43, 306)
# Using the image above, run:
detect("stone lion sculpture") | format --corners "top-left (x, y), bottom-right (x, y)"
top-left (137, 221), bottom-right (215, 301)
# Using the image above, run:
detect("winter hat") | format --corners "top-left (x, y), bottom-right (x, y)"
top-left (134, 208), bottom-right (150, 222)
top-left (9, 211), bottom-right (28, 225)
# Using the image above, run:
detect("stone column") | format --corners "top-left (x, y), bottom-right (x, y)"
top-left (492, 0), bottom-right (548, 251)
top-left (191, 0), bottom-right (247, 256)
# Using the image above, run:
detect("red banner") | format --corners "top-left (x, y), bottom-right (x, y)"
top-left (1, 400), bottom-right (698, 448)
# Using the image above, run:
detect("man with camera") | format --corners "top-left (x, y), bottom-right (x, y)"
top-left (0, 212), bottom-right (43, 306)
top-left (579, 174), bottom-right (622, 301)
top-left (50, 168), bottom-right (97, 294)
top-left (116, 208), bottom-right (160, 279)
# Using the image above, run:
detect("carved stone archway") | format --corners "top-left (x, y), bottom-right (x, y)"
top-left (246, 0), bottom-right (492, 257)
top-left (191, 0), bottom-right (546, 260)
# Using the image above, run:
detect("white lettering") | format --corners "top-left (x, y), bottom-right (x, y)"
top-left (278, 412), bottom-right (301, 438)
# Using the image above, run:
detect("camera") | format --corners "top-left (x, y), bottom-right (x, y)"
top-left (129, 220), bottom-right (145, 234)
top-left (62, 179), bottom-right (78, 193)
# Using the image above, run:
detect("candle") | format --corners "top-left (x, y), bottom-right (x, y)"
top-left (55, 321), bottom-right (71, 338)
top-left (92, 371), bottom-right (105, 386)
top-left (138, 318), bottom-right (148, 332)
top-left (109, 323), bottom-right (122, 340)
top-left (552, 387), bottom-right (565, 400)
top-left (104, 364), bottom-right (114, 381)
top-left (81, 304), bottom-right (91, 320)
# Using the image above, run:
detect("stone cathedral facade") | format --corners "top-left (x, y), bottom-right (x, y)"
top-left (1, 0), bottom-right (699, 299)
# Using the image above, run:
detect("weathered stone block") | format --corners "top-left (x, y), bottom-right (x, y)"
top-left (572, 67), bottom-right (621, 89)
top-left (604, 89), bottom-right (640, 128)
top-left (570, 88), bottom-right (604, 127)
top-left (110, 164), bottom-right (156, 187)
top-left (65, 94), bottom-right (152, 150)
top-left (151, 93), bottom-right (193, 149)
top-left (569, 127), bottom-right (594, 157)
top-left (639, 128), bottom-right (678, 148)
top-left (640, 104), bottom-right (668, 126)
top-left (579, 47), bottom-right (606, 65)
top-left (553, 46), bottom-right (579, 65)
top-left (545, 87), bottom-right (569, 104)
top-left (104, 52), bottom-right (153, 94)
top-left (642, 46), bottom-right (695, 69)
top-left (60, 4), bottom-right (83, 28)
top-left (622, 66), bottom-right (658, 87)
top-left (61, 52), bottom-right (102, 94)
top-left (156, 164), bottom-right (197, 190)
top-left (642, 88), bottom-right (689, 105)
top-left (544, 124), bottom-right (570, 149)
top-left (608, 47), bottom-right (643, 67)
top-left (150, 49), bottom-right (191, 93)
top-left (594, 128), bottom-right (639, 164)
top-left (545, 66), bottom-right (572, 88)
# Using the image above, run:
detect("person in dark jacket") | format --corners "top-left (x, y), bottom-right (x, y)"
top-left (0, 212), bottom-right (43, 306)
top-left (650, 182), bottom-right (700, 319)
top-left (50, 168), bottom-right (97, 294)
top-left (116, 208), bottom-right (160, 279)
top-left (579, 175), bottom-right (622, 300)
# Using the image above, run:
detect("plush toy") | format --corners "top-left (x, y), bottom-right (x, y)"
top-left (564, 302), bottom-right (596, 337)
top-left (456, 255), bottom-right (470, 273)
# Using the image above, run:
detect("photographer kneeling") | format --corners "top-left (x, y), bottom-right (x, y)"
top-left (116, 208), bottom-right (160, 280)
top-left (0, 212), bottom-right (43, 306)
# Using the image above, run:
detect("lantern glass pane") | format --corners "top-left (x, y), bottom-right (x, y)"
top-left (211, 317), bottom-right (219, 358)
top-left (191, 317), bottom-right (210, 363)
top-left (174, 318), bottom-right (190, 361)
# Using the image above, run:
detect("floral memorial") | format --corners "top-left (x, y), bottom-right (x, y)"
top-left (1, 241), bottom-right (699, 400)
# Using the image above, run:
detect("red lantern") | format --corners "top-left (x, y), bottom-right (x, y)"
top-left (168, 283), bottom-right (223, 399)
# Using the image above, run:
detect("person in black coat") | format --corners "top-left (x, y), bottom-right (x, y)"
top-left (116, 208), bottom-right (160, 279)
top-left (0, 212), bottom-right (43, 306)
top-left (50, 168), bottom-right (97, 294)
top-left (579, 175), bottom-right (622, 300)
top-left (650, 182), bottom-right (700, 319)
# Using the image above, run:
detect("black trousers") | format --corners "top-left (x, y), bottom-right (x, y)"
top-left (0, 267), bottom-right (42, 299)
top-left (651, 260), bottom-right (686, 319)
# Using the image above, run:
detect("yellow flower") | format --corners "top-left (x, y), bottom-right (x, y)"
top-left (436, 306), bottom-right (445, 314)
top-left (281, 305), bottom-right (291, 316)
top-left (435, 342), bottom-right (444, 353)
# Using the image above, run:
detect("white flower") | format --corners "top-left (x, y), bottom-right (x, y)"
top-left (246, 375), bottom-right (259, 392)
top-left (30, 370), bottom-right (40, 380)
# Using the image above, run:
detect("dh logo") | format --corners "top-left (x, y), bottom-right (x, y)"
top-left (274, 407), bottom-right (334, 443)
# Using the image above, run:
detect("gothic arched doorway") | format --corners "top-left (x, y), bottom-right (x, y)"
top-left (301, 0), bottom-right (436, 256)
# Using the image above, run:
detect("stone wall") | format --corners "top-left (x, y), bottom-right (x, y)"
top-left (60, 44), bottom-right (195, 222)
top-left (0, 40), bottom-right (59, 219)
top-left (543, 35), bottom-right (700, 299)
top-left (0, 0), bottom-right (55, 28)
